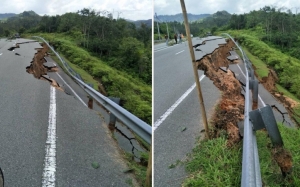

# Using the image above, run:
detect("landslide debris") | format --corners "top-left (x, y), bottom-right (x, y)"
top-left (195, 40), bottom-right (243, 147)
top-left (26, 42), bottom-right (62, 91)
top-left (196, 38), bottom-right (293, 177)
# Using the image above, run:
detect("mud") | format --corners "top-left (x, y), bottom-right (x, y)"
top-left (261, 69), bottom-right (278, 92)
top-left (196, 41), bottom-right (244, 146)
top-left (272, 147), bottom-right (293, 177)
top-left (26, 42), bottom-right (62, 91)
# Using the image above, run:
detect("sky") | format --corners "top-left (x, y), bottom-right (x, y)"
top-left (0, 0), bottom-right (152, 20)
top-left (155, 0), bottom-right (300, 16)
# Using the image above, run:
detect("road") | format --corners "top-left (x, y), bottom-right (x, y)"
top-left (154, 37), bottom-right (222, 187)
top-left (154, 36), bottom-right (294, 186)
top-left (0, 38), bottom-right (135, 186)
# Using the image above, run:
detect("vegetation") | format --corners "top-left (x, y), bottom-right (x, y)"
top-left (1, 9), bottom-right (152, 124)
top-left (154, 11), bottom-right (231, 40)
top-left (183, 124), bottom-right (300, 186)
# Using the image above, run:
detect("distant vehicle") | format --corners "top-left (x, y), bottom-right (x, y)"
top-left (207, 32), bottom-right (212, 36)
top-left (15, 33), bottom-right (20, 38)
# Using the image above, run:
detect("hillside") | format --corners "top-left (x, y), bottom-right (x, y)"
top-left (154, 10), bottom-right (231, 39)
top-left (0, 13), bottom-right (16, 20)
top-left (155, 13), bottom-right (210, 22)
top-left (133, 19), bottom-right (152, 27)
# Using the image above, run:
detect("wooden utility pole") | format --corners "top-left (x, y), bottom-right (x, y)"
top-left (180, 0), bottom-right (210, 139)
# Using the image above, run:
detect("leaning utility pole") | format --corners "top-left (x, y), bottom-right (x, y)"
top-left (180, 0), bottom-right (210, 139)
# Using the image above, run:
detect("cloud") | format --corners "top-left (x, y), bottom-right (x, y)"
top-left (154, 0), bottom-right (300, 15)
top-left (0, 0), bottom-right (152, 20)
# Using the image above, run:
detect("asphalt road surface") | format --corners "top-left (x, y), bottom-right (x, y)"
top-left (154, 36), bottom-right (295, 186)
top-left (154, 37), bottom-right (222, 187)
top-left (0, 38), bottom-right (134, 186)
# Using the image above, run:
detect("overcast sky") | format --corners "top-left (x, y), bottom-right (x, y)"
top-left (0, 0), bottom-right (152, 20)
top-left (155, 0), bottom-right (300, 16)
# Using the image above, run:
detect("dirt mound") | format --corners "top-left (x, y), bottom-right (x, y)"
top-left (196, 39), bottom-right (244, 146)
top-left (261, 69), bottom-right (278, 92)
top-left (274, 93), bottom-right (299, 109)
top-left (272, 147), bottom-right (293, 177)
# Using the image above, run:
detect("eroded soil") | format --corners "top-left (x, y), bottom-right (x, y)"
top-left (25, 42), bottom-right (63, 91)
top-left (196, 39), bottom-right (243, 146)
top-left (196, 38), bottom-right (293, 174)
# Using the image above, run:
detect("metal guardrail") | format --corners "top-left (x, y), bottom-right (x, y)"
top-left (32, 36), bottom-right (152, 145)
top-left (222, 33), bottom-right (262, 187)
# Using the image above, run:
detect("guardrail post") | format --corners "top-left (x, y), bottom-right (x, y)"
top-left (108, 97), bottom-right (120, 131)
top-left (87, 95), bottom-right (93, 109)
top-left (145, 146), bottom-right (152, 187)
top-left (252, 79), bottom-right (258, 103)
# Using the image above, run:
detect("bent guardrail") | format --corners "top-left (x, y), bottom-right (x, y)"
top-left (222, 33), bottom-right (262, 187)
top-left (32, 36), bottom-right (152, 145)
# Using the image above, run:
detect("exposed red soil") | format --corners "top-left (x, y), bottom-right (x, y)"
top-left (26, 42), bottom-right (63, 91)
top-left (196, 42), bottom-right (244, 146)
top-left (261, 69), bottom-right (278, 92)
top-left (272, 147), bottom-right (293, 177)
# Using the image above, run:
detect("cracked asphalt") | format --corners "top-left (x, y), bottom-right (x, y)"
top-left (0, 38), bottom-right (135, 186)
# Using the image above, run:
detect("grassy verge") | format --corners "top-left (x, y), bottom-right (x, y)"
top-left (242, 47), bottom-right (269, 79)
top-left (183, 124), bottom-right (300, 186)
top-left (123, 151), bottom-right (149, 186)
top-left (51, 53), bottom-right (99, 91)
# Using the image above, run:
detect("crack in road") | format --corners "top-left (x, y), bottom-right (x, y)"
top-left (271, 105), bottom-right (293, 127)
top-left (114, 126), bottom-right (146, 164)
top-left (25, 42), bottom-right (63, 91)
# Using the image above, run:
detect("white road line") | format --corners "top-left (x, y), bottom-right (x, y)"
top-left (55, 72), bottom-right (87, 107)
top-left (42, 86), bottom-right (57, 187)
top-left (154, 44), bottom-right (178, 52)
top-left (236, 64), bottom-right (266, 106)
top-left (154, 74), bottom-right (206, 131)
top-left (0, 53), bottom-right (2, 56)
top-left (175, 50), bottom-right (184, 55)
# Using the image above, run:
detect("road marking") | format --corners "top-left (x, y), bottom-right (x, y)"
top-left (154, 44), bottom-right (178, 52)
top-left (42, 86), bottom-right (57, 186)
top-left (175, 50), bottom-right (184, 55)
top-left (0, 53), bottom-right (2, 56)
top-left (55, 72), bottom-right (87, 107)
top-left (236, 64), bottom-right (266, 106)
top-left (154, 74), bottom-right (206, 131)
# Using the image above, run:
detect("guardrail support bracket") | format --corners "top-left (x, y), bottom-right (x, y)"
top-left (249, 105), bottom-right (283, 146)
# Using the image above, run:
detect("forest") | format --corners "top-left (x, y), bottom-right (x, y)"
top-left (154, 10), bottom-right (231, 40)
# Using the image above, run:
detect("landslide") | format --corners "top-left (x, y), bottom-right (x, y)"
top-left (31, 34), bottom-right (151, 125)
top-left (196, 39), bottom-right (243, 146)
top-left (228, 31), bottom-right (300, 125)
top-left (26, 42), bottom-right (63, 91)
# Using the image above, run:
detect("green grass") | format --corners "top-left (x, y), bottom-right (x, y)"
top-left (242, 47), bottom-right (269, 79)
top-left (51, 53), bottom-right (100, 91)
top-left (183, 124), bottom-right (300, 186)
top-left (183, 135), bottom-right (242, 186)
top-left (276, 84), bottom-right (300, 103)
top-left (124, 152), bottom-right (148, 186)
